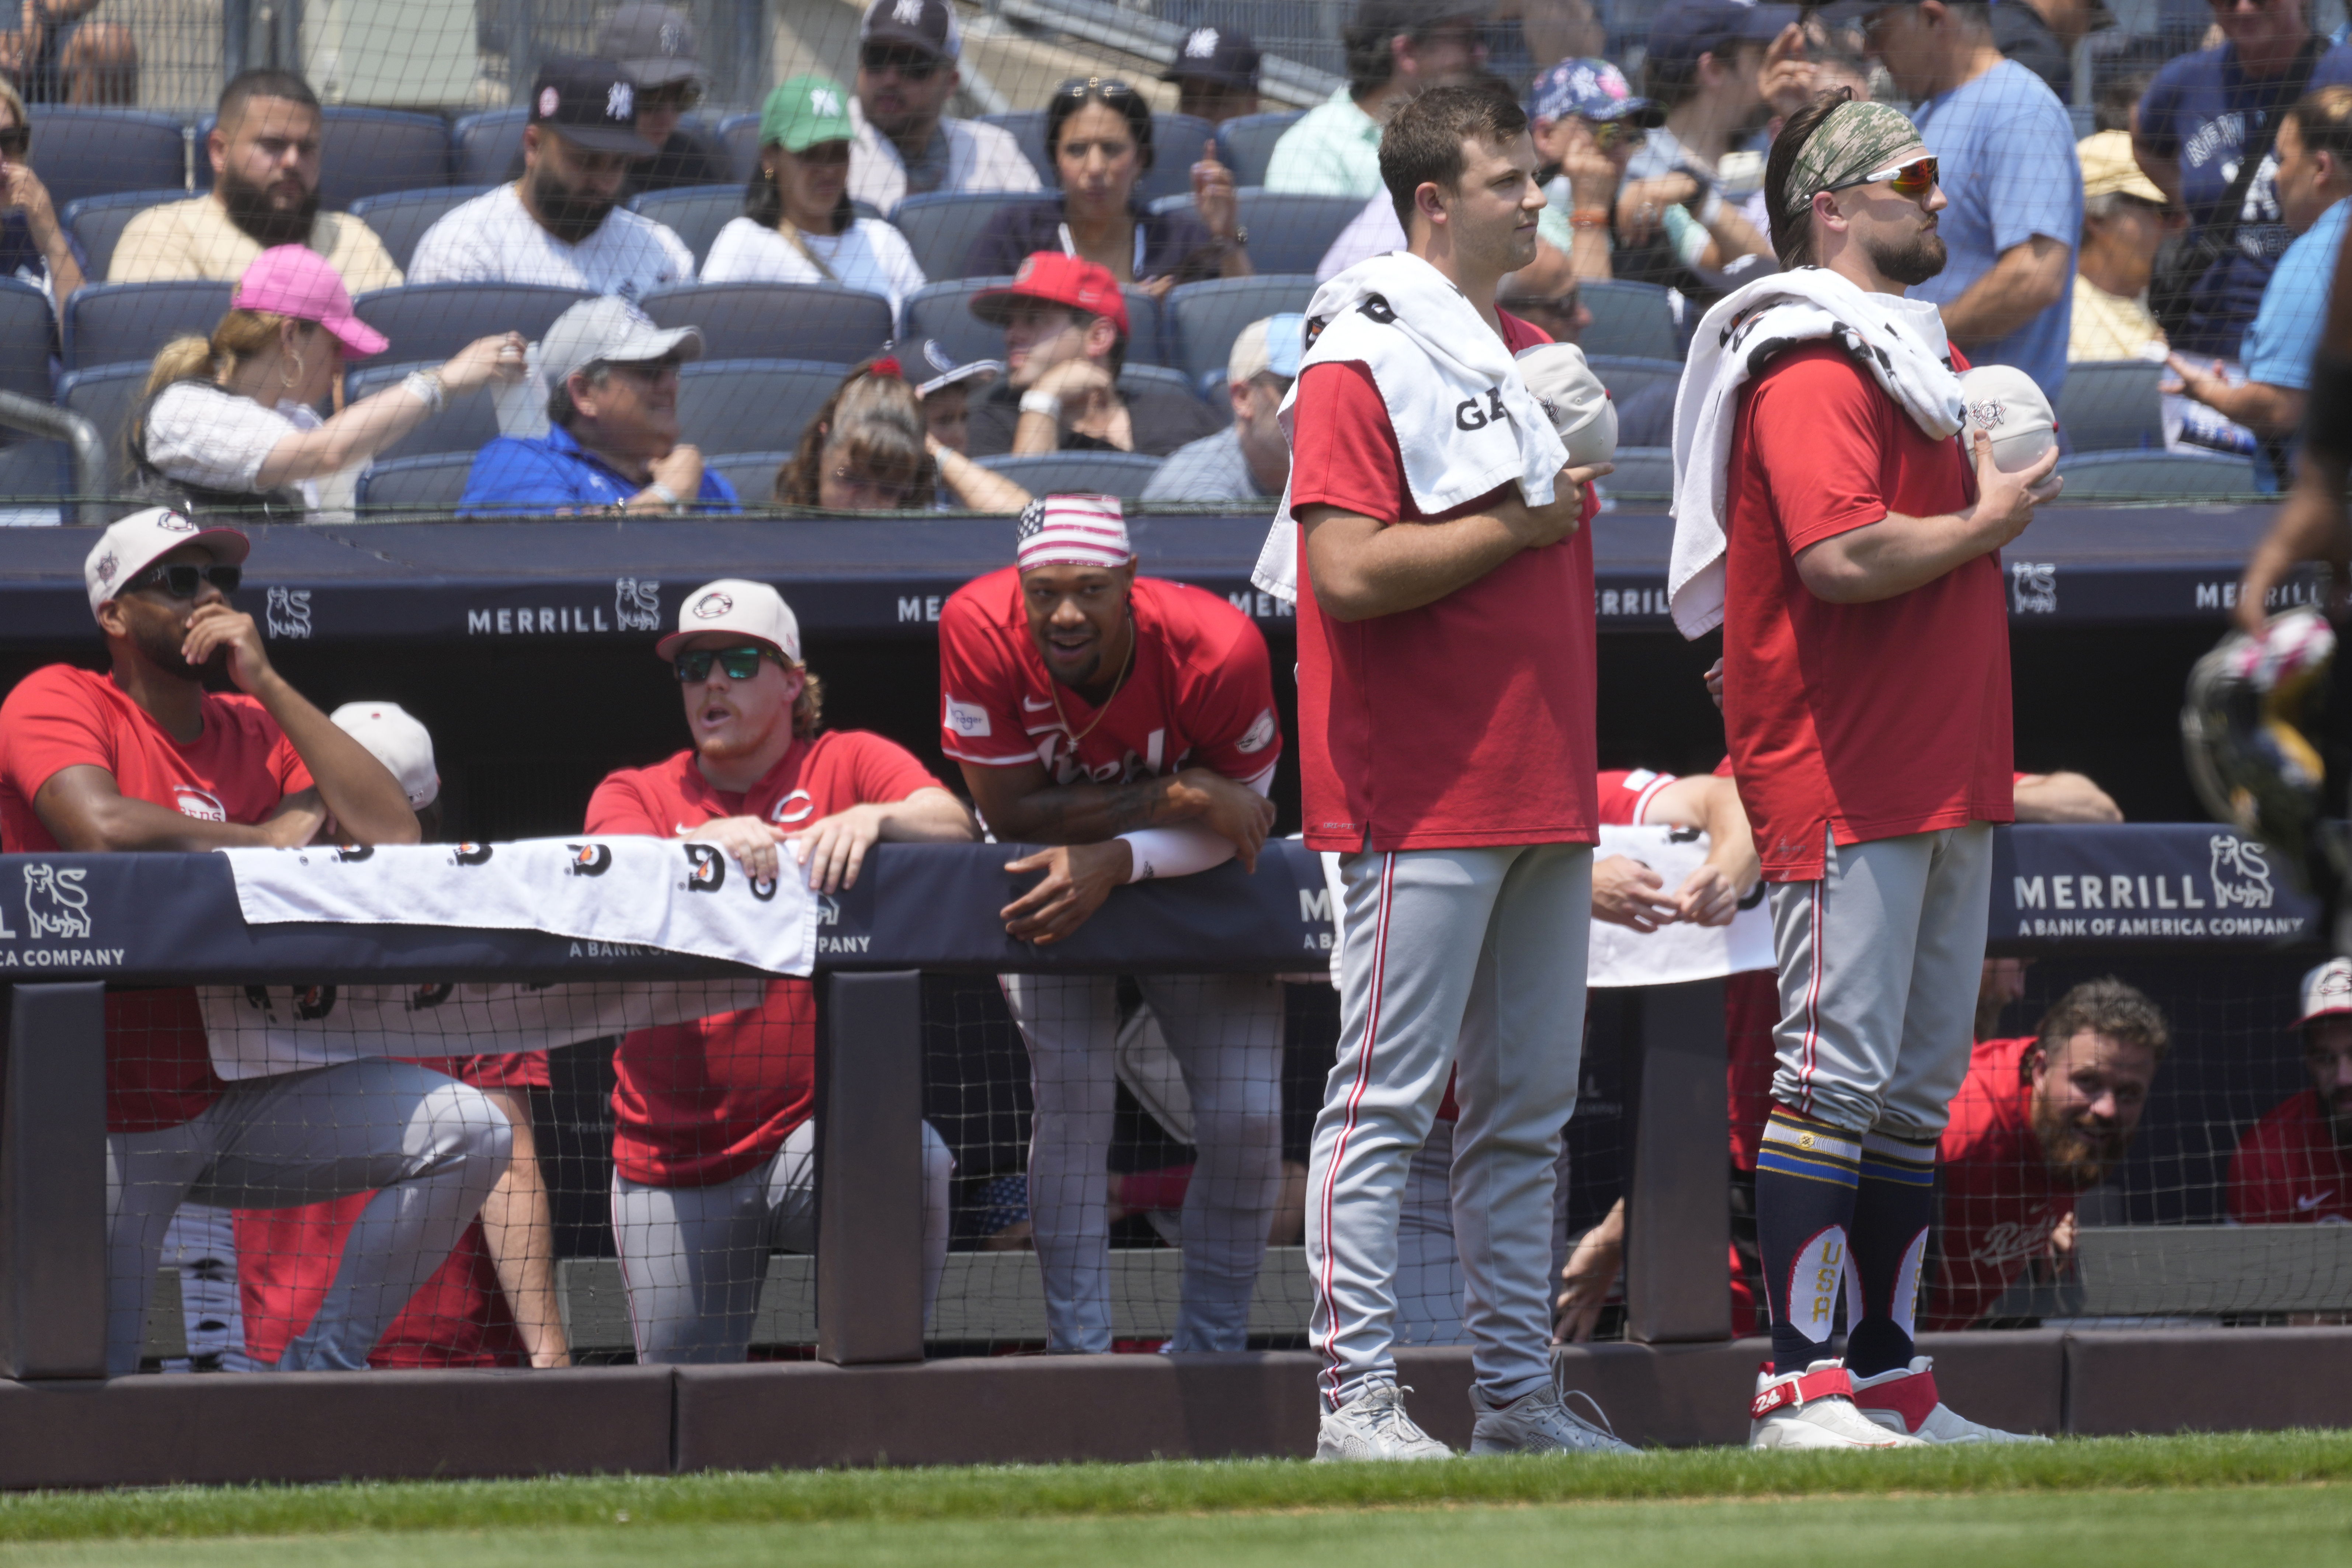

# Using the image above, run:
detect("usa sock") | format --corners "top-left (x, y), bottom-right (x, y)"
top-left (1754, 1103), bottom-right (1862, 1376)
top-left (1843, 1130), bottom-right (1939, 1379)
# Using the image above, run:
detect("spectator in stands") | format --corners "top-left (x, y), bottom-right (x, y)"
top-left (2071, 129), bottom-right (2176, 362)
top-left (591, 579), bottom-right (972, 1360)
top-left (703, 73), bottom-right (925, 313)
top-left (408, 59), bottom-right (695, 298)
top-left (846, 0), bottom-right (1039, 215)
top-left (1512, 0), bottom-right (1606, 73)
top-left (595, 3), bottom-right (729, 195)
top-left (1529, 59), bottom-right (1664, 283)
top-left (1164, 26), bottom-right (1262, 126)
top-left (459, 295), bottom-right (736, 515)
top-left (132, 246), bottom-right (527, 517)
top-left (1854, 0), bottom-right (2082, 402)
top-left (962, 254), bottom-right (1221, 458)
top-left (1984, 0), bottom-right (2084, 99)
top-left (111, 70), bottom-right (401, 293)
top-left (1618, 0), bottom-right (1784, 297)
top-left (1265, 0), bottom-right (1488, 199)
top-left (1143, 313), bottom-right (1298, 503)
top-left (965, 77), bottom-right (1253, 292)
top-left (774, 357), bottom-right (1030, 512)
top-left (914, 340), bottom-right (1001, 454)
top-left (0, 78), bottom-right (80, 304)
top-left (1495, 272), bottom-right (1677, 446)
top-left (2133, 0), bottom-right (2352, 359)
top-left (0, 0), bottom-right (132, 105)
top-left (0, 508), bottom-right (508, 1373)
top-left (2167, 85), bottom-right (2352, 487)
top-left (2229, 956), bottom-right (2352, 1225)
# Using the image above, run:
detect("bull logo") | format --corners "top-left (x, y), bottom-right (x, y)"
top-left (453, 842), bottom-right (493, 866)
top-left (567, 843), bottom-right (613, 876)
top-left (684, 843), bottom-right (725, 891)
top-left (2210, 833), bottom-right (2276, 910)
top-left (23, 864), bottom-right (90, 939)
top-left (614, 577), bottom-right (663, 633)
top-left (815, 893), bottom-right (839, 926)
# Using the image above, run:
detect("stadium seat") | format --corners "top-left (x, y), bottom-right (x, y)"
top-left (1213, 111), bottom-right (1303, 186)
top-left (1117, 363), bottom-right (1200, 403)
top-left (709, 448), bottom-right (789, 501)
top-left (56, 361), bottom-right (150, 485)
top-left (0, 278), bottom-right (54, 403)
top-left (345, 359), bottom-right (504, 462)
top-left (899, 277), bottom-right (1170, 367)
top-left (352, 282), bottom-right (592, 364)
top-left (641, 282), bottom-right (891, 364)
top-left (628, 185), bottom-right (745, 268)
top-left (450, 108), bottom-right (527, 187)
top-left (193, 107), bottom-right (451, 210)
top-left (0, 437), bottom-right (69, 504)
top-left (1600, 445), bottom-right (1674, 500)
top-left (716, 112), bottom-right (761, 184)
top-left (979, 110), bottom-right (1217, 205)
top-left (64, 280), bottom-right (232, 371)
top-left (892, 191), bottom-right (1027, 281)
top-left (2056, 359), bottom-right (2164, 453)
top-left (1230, 189), bottom-right (1363, 275)
top-left (63, 188), bottom-right (187, 280)
top-left (979, 448), bottom-right (1165, 498)
top-left (27, 108), bottom-right (188, 211)
top-left (677, 359), bottom-right (848, 458)
top-left (356, 450), bottom-right (475, 510)
top-left (1165, 274), bottom-right (1316, 390)
top-left (1587, 354), bottom-right (1684, 417)
top-left (348, 185), bottom-right (494, 275)
top-left (2052, 449), bottom-right (2257, 498)
top-left (1578, 280), bottom-right (1679, 361)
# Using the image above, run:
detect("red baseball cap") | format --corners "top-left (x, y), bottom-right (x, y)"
top-left (970, 252), bottom-right (1130, 341)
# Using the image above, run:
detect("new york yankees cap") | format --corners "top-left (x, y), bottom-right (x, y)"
top-left (1161, 25), bottom-right (1260, 88)
top-left (596, 2), bottom-right (703, 88)
top-left (861, 0), bottom-right (962, 61)
top-left (83, 506), bottom-right (249, 617)
top-left (530, 57), bottom-right (662, 155)
top-left (656, 578), bottom-right (803, 663)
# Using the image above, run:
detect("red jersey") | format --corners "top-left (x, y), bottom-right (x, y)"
top-left (937, 569), bottom-right (1280, 790)
top-left (2227, 1090), bottom-right (2352, 1225)
top-left (1924, 1036), bottom-right (2079, 1331)
top-left (235, 1052), bottom-right (550, 1368)
top-left (1288, 312), bottom-right (1599, 853)
top-left (586, 730), bottom-right (944, 1187)
top-left (0, 664), bottom-right (313, 1132)
top-left (1721, 343), bottom-right (2013, 882)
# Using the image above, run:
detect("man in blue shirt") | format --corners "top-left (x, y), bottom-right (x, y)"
top-left (1835, 0), bottom-right (2080, 402)
top-left (459, 296), bottom-right (740, 515)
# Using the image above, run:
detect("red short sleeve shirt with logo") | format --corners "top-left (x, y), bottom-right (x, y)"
top-left (1287, 311), bottom-right (1598, 853)
top-left (1722, 343), bottom-right (2014, 882)
top-left (2227, 1091), bottom-right (2352, 1224)
top-left (0, 665), bottom-right (315, 1132)
top-left (1924, 1035), bottom-right (2080, 1331)
top-left (937, 569), bottom-right (1281, 789)
top-left (585, 729), bottom-right (943, 1188)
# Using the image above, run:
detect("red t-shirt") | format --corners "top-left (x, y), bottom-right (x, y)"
top-left (937, 569), bottom-right (1281, 790)
top-left (1924, 1035), bottom-right (2080, 1331)
top-left (235, 1051), bottom-right (550, 1369)
top-left (1721, 343), bottom-right (2013, 882)
top-left (1288, 312), bottom-right (1599, 853)
top-left (585, 730), bottom-right (944, 1187)
top-left (2227, 1090), bottom-right (2352, 1224)
top-left (0, 664), bottom-right (314, 1132)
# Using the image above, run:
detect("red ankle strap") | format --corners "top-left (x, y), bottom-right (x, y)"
top-left (1750, 1364), bottom-right (1852, 1420)
top-left (1850, 1364), bottom-right (1940, 1432)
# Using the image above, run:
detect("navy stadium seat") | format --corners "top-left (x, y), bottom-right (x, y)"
top-left (0, 278), bottom-right (55, 402)
top-left (348, 185), bottom-right (493, 275)
top-left (450, 108), bottom-right (527, 187)
top-left (979, 109), bottom-right (1217, 205)
top-left (1117, 362), bottom-right (1200, 403)
top-left (628, 185), bottom-right (746, 268)
top-left (27, 108), bottom-right (187, 210)
top-left (1212, 111), bottom-right (1302, 186)
top-left (716, 113), bottom-right (761, 184)
top-left (978, 449), bottom-right (1165, 497)
top-left (677, 359), bottom-right (848, 458)
top-left (0, 438), bottom-right (70, 501)
top-left (62, 188), bottom-right (187, 281)
top-left (1599, 445), bottom-right (1674, 500)
top-left (2055, 359), bottom-right (2164, 453)
top-left (59, 359), bottom-right (163, 484)
top-left (1578, 280), bottom-right (1679, 361)
top-left (345, 359), bottom-right (504, 462)
top-left (194, 107), bottom-right (451, 210)
top-left (356, 451), bottom-right (475, 510)
top-left (64, 280), bottom-right (232, 370)
top-left (1165, 274), bottom-right (1315, 390)
top-left (899, 277), bottom-right (1169, 369)
top-left (640, 282), bottom-right (892, 364)
top-left (1229, 189), bottom-right (1361, 276)
top-left (892, 190), bottom-right (1026, 281)
top-left (352, 282), bottom-right (592, 364)
top-left (709, 448), bottom-right (789, 501)
top-left (1586, 354), bottom-right (1683, 414)
top-left (2052, 449), bottom-right (2257, 497)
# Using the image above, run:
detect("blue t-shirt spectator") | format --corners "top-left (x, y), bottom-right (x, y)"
top-left (457, 424), bottom-right (742, 515)
top-left (1909, 58), bottom-right (2082, 403)
top-left (2137, 38), bottom-right (2352, 358)
top-left (2242, 195), bottom-right (2350, 489)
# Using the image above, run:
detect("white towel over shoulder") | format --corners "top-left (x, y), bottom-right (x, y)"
top-left (1667, 267), bottom-right (1966, 638)
top-left (1252, 251), bottom-right (1569, 602)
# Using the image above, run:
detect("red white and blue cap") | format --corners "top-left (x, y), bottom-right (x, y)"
top-left (1015, 494), bottom-right (1131, 571)
top-left (2297, 957), bottom-right (2352, 1028)
top-left (1528, 58), bottom-right (1663, 127)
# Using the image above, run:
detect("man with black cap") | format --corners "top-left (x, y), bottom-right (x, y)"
top-left (597, 3), bottom-right (729, 194)
top-left (409, 57), bottom-right (696, 297)
top-left (847, 0), bottom-right (1040, 215)
top-left (1164, 26), bottom-right (1262, 126)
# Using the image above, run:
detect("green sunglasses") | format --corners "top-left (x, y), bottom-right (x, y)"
top-left (674, 644), bottom-right (783, 684)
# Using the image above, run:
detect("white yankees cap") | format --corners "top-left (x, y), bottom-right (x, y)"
top-left (1015, 494), bottom-right (1132, 571)
top-left (2297, 957), bottom-right (2352, 1028)
top-left (83, 506), bottom-right (249, 617)
top-left (656, 577), bottom-right (803, 663)
top-left (330, 702), bottom-right (440, 810)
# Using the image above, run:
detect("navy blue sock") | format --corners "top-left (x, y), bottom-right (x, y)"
top-left (1843, 1130), bottom-right (1939, 1379)
top-left (1754, 1104), bottom-right (1862, 1376)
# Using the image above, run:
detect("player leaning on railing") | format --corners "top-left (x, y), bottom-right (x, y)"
top-left (0, 509), bottom-right (513, 1375)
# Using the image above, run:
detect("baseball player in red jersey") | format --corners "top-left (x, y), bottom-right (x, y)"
top-left (0, 509), bottom-right (510, 1374)
top-left (1278, 85), bottom-right (1618, 1460)
top-left (940, 494), bottom-right (1286, 1353)
top-left (588, 580), bottom-right (975, 1362)
top-left (2229, 958), bottom-right (2352, 1226)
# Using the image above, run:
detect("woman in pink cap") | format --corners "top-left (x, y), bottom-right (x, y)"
top-left (130, 244), bottom-right (528, 516)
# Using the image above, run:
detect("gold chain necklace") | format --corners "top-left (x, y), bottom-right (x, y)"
top-left (1048, 619), bottom-right (1135, 750)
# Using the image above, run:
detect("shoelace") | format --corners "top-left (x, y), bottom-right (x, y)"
top-left (1550, 1366), bottom-right (1624, 1442)
top-left (1359, 1384), bottom-right (1424, 1439)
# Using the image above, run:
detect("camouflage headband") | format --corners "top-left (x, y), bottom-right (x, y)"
top-left (1782, 100), bottom-right (1924, 222)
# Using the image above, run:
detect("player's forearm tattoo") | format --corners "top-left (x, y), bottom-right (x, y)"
top-left (1007, 777), bottom-right (1189, 842)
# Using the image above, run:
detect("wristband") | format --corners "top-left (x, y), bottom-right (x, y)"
top-left (1569, 207), bottom-right (1612, 229)
top-left (647, 482), bottom-right (683, 510)
top-left (401, 369), bottom-right (446, 415)
top-left (2307, 351), bottom-right (2352, 466)
top-left (1019, 389), bottom-right (1064, 421)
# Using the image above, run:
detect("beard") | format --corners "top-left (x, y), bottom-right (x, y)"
top-left (530, 166), bottom-right (617, 245)
top-left (1865, 225), bottom-right (1948, 287)
top-left (2031, 1095), bottom-right (2131, 1190)
top-left (217, 167), bottom-right (320, 248)
top-left (128, 615), bottom-right (222, 684)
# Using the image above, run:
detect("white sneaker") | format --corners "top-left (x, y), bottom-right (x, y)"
top-left (1848, 1356), bottom-right (2053, 1444)
top-left (1316, 1382), bottom-right (1455, 1462)
top-left (1469, 1381), bottom-right (1639, 1455)
top-left (1748, 1360), bottom-right (1925, 1450)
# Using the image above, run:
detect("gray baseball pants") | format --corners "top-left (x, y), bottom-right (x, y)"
top-left (611, 1118), bottom-right (953, 1363)
top-left (1769, 824), bottom-right (1994, 1137)
top-left (1391, 1120), bottom-right (1576, 1347)
top-left (1306, 843), bottom-right (1591, 1411)
top-left (1000, 972), bottom-right (1284, 1353)
top-left (107, 1058), bottom-right (512, 1374)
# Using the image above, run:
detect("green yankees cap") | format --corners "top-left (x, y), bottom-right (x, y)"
top-left (760, 73), bottom-right (857, 152)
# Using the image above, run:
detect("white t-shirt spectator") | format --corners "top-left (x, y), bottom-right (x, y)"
top-left (406, 184), bottom-right (695, 299)
top-left (701, 216), bottom-right (928, 315)
top-left (141, 382), bottom-right (326, 509)
top-left (847, 99), bottom-right (1042, 216)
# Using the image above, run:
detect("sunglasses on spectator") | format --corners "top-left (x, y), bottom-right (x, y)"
top-left (674, 644), bottom-right (784, 684)
top-left (0, 126), bottom-right (27, 157)
top-left (1831, 156), bottom-right (1939, 199)
top-left (125, 562), bottom-right (241, 598)
top-left (862, 45), bottom-right (943, 79)
top-left (637, 81), bottom-right (703, 112)
top-left (1054, 76), bottom-right (1141, 103)
top-left (1584, 120), bottom-right (1645, 153)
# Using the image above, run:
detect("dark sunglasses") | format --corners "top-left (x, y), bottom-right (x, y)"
top-left (1055, 76), bottom-right (1140, 101)
top-left (1587, 120), bottom-right (1645, 153)
top-left (674, 644), bottom-right (782, 683)
top-left (126, 562), bottom-right (240, 598)
top-left (638, 81), bottom-right (703, 112)
top-left (0, 126), bottom-right (27, 157)
top-left (861, 44), bottom-right (942, 79)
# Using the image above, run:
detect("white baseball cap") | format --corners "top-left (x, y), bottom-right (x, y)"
top-left (83, 506), bottom-right (250, 617)
top-left (2296, 957), bottom-right (2352, 1028)
top-left (541, 296), bottom-right (704, 391)
top-left (329, 701), bottom-right (440, 810)
top-left (655, 578), bottom-right (802, 663)
top-left (1516, 342), bottom-right (1618, 469)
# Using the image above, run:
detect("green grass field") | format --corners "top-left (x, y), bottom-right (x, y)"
top-left (3, 1433), bottom-right (2348, 1568)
